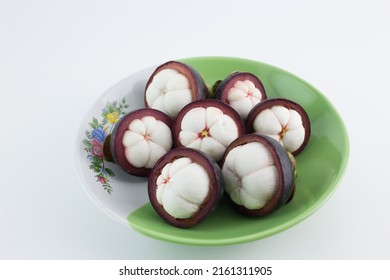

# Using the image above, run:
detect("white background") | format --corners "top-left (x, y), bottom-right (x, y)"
top-left (1, 0), bottom-right (389, 259)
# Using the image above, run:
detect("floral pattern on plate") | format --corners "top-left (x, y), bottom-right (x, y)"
top-left (83, 98), bottom-right (129, 194)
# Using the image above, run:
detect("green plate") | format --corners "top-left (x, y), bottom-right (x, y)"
top-left (127, 57), bottom-right (349, 245)
top-left (76, 56), bottom-right (349, 246)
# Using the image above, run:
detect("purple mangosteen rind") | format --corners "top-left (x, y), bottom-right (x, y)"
top-left (148, 147), bottom-right (223, 228)
top-left (172, 99), bottom-right (246, 150)
top-left (285, 185), bottom-right (296, 204)
top-left (214, 71), bottom-right (267, 103)
top-left (246, 98), bottom-right (311, 156)
top-left (220, 133), bottom-right (295, 217)
top-left (144, 60), bottom-right (208, 108)
top-left (109, 108), bottom-right (173, 177)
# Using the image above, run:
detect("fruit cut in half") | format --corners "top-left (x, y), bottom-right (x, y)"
top-left (144, 61), bottom-right (208, 119)
top-left (148, 147), bottom-right (224, 228)
top-left (107, 108), bottom-right (173, 177)
top-left (172, 99), bottom-right (245, 163)
top-left (246, 98), bottom-right (311, 156)
top-left (214, 72), bottom-right (267, 120)
top-left (221, 134), bottom-right (295, 217)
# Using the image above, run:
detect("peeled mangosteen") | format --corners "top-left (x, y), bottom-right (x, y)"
top-left (144, 60), bottom-right (208, 119)
top-left (214, 72), bottom-right (267, 120)
top-left (172, 99), bottom-right (245, 163)
top-left (105, 108), bottom-right (173, 177)
top-left (221, 134), bottom-right (295, 217)
top-left (148, 147), bottom-right (224, 228)
top-left (246, 98), bottom-right (311, 156)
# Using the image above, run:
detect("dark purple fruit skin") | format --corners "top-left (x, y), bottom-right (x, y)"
top-left (246, 98), bottom-right (311, 156)
top-left (148, 147), bottom-right (224, 228)
top-left (172, 99), bottom-right (246, 154)
top-left (220, 134), bottom-right (295, 217)
top-left (214, 72), bottom-right (267, 103)
top-left (109, 108), bottom-right (173, 177)
top-left (144, 61), bottom-right (208, 108)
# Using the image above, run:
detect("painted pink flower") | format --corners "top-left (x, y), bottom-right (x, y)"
top-left (97, 175), bottom-right (107, 184)
top-left (90, 139), bottom-right (104, 158)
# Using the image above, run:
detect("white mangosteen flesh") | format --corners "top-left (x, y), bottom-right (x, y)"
top-left (145, 69), bottom-right (192, 118)
top-left (179, 107), bottom-right (239, 162)
top-left (155, 157), bottom-right (210, 219)
top-left (227, 80), bottom-right (263, 119)
top-left (252, 106), bottom-right (305, 153)
top-left (222, 142), bottom-right (279, 210)
top-left (122, 116), bottom-right (172, 168)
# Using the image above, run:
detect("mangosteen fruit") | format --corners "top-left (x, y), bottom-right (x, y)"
top-left (172, 99), bottom-right (245, 163)
top-left (148, 147), bottom-right (224, 228)
top-left (246, 98), bottom-right (311, 156)
top-left (221, 134), bottom-right (295, 217)
top-left (106, 108), bottom-right (173, 177)
top-left (144, 60), bottom-right (208, 119)
top-left (214, 72), bottom-right (267, 120)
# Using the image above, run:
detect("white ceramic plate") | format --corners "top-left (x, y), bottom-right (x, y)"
top-left (75, 57), bottom-right (349, 246)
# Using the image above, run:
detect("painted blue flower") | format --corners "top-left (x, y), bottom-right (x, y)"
top-left (92, 127), bottom-right (107, 143)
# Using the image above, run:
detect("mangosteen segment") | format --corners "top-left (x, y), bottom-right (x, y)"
top-left (110, 108), bottom-right (173, 177)
top-left (145, 69), bottom-right (192, 118)
top-left (215, 72), bottom-right (267, 120)
top-left (179, 107), bottom-right (238, 157)
top-left (221, 134), bottom-right (295, 217)
top-left (145, 61), bottom-right (207, 119)
top-left (173, 100), bottom-right (245, 163)
top-left (247, 98), bottom-right (311, 156)
top-left (253, 106), bottom-right (305, 152)
top-left (155, 157), bottom-right (210, 219)
top-left (223, 142), bottom-right (279, 210)
top-left (122, 116), bottom-right (172, 168)
top-left (148, 147), bottom-right (223, 228)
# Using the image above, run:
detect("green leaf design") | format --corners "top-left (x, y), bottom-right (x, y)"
top-left (103, 184), bottom-right (113, 195)
top-left (83, 96), bottom-right (130, 194)
top-left (92, 155), bottom-right (102, 162)
top-left (85, 130), bottom-right (92, 139)
top-left (92, 159), bottom-right (102, 168)
top-left (89, 164), bottom-right (97, 171)
top-left (106, 102), bottom-right (114, 113)
top-left (83, 139), bottom-right (92, 147)
top-left (89, 117), bottom-right (99, 129)
top-left (105, 168), bottom-right (115, 177)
